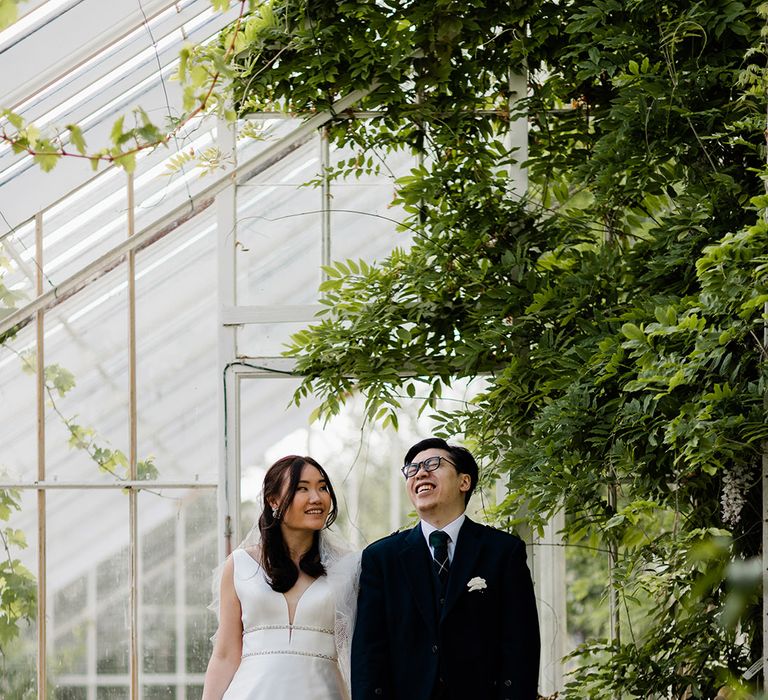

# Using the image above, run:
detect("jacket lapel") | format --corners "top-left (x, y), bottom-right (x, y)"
top-left (398, 524), bottom-right (438, 631)
top-left (440, 517), bottom-right (484, 622)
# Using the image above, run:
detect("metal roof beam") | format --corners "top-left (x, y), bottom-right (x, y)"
top-left (2, 0), bottom-right (188, 109)
top-left (0, 82), bottom-right (380, 339)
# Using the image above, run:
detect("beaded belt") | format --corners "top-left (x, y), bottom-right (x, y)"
top-left (241, 624), bottom-right (337, 661)
top-left (241, 649), bottom-right (338, 661)
top-left (243, 623), bottom-right (334, 635)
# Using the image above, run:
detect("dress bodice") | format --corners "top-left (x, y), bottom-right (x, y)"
top-left (221, 547), bottom-right (349, 699)
top-left (232, 548), bottom-right (338, 662)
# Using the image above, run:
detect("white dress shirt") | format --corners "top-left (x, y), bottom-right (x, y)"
top-left (420, 513), bottom-right (465, 564)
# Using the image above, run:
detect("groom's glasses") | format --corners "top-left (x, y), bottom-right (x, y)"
top-left (401, 455), bottom-right (456, 479)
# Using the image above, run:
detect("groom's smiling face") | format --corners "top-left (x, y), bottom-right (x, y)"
top-left (406, 448), bottom-right (471, 524)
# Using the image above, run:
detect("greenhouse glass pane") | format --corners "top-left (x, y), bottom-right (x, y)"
top-left (0, 220), bottom-right (35, 300)
top-left (142, 609), bottom-right (176, 674)
top-left (1, 489), bottom-right (37, 699)
top-left (42, 261), bottom-right (129, 482)
top-left (95, 549), bottom-right (131, 675)
top-left (0, 0), bottom-right (241, 239)
top-left (184, 489), bottom-right (217, 606)
top-left (236, 138), bottom-right (323, 307)
top-left (35, 125), bottom-right (226, 290)
top-left (139, 488), bottom-right (216, 685)
top-left (237, 322), bottom-right (313, 358)
top-left (52, 574), bottom-right (88, 675)
top-left (96, 688), bottom-right (128, 700)
top-left (46, 490), bottom-right (129, 688)
top-left (184, 489), bottom-right (217, 677)
top-left (0, 331), bottom-right (37, 482)
top-left (330, 189), bottom-right (412, 263)
top-left (330, 145), bottom-right (415, 264)
top-left (14, 0), bottom-right (48, 21)
top-left (185, 610), bottom-right (215, 676)
top-left (36, 179), bottom-right (130, 288)
top-left (135, 208), bottom-right (218, 483)
top-left (238, 376), bottom-right (312, 499)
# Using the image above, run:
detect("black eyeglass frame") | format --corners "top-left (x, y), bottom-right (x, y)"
top-left (401, 455), bottom-right (456, 479)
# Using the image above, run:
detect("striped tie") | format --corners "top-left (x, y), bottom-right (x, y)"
top-left (429, 530), bottom-right (450, 587)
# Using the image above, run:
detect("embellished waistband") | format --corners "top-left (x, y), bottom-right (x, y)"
top-left (243, 623), bottom-right (334, 635)
top-left (241, 649), bottom-right (337, 662)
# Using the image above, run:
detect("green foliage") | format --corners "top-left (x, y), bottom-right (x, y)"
top-left (0, 0), bottom-right (20, 31)
top-left (0, 105), bottom-right (172, 173)
top-left (0, 488), bottom-right (36, 659)
top-left (163, 118), bottom-right (266, 177)
top-left (15, 349), bottom-right (160, 482)
top-left (206, 0), bottom-right (768, 696)
top-left (0, 253), bottom-right (25, 316)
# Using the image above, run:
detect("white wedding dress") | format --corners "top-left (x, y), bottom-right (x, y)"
top-left (222, 548), bottom-right (349, 700)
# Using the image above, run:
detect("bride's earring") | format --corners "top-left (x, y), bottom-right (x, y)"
top-left (271, 505), bottom-right (279, 519)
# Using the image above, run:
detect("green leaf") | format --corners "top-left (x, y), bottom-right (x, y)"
top-left (654, 306), bottom-right (676, 326)
top-left (6, 528), bottom-right (27, 548)
top-left (66, 124), bottom-right (87, 155)
top-left (33, 151), bottom-right (59, 172)
top-left (620, 323), bottom-right (645, 342)
top-left (2, 108), bottom-right (24, 130)
top-left (110, 116), bottom-right (125, 146)
top-left (113, 151), bottom-right (137, 173)
top-left (0, 0), bottom-right (18, 31)
top-left (45, 364), bottom-right (76, 396)
top-left (138, 457), bottom-right (159, 481)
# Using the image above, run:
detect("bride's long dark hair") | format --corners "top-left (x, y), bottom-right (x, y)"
top-left (259, 455), bottom-right (339, 593)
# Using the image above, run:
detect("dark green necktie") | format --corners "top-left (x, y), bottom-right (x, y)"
top-left (429, 530), bottom-right (450, 586)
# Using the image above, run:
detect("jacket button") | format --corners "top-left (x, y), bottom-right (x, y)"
top-left (374, 689), bottom-right (382, 695)
top-left (431, 644), bottom-right (438, 653)
top-left (504, 680), bottom-right (512, 687)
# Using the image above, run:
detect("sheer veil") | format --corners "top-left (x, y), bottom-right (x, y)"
top-left (208, 519), bottom-right (362, 693)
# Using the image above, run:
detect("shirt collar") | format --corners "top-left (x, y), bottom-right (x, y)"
top-left (420, 513), bottom-right (466, 548)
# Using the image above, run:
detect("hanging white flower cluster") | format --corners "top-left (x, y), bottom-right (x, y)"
top-left (720, 462), bottom-right (753, 528)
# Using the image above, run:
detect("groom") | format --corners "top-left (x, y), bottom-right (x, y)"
top-left (351, 437), bottom-right (540, 700)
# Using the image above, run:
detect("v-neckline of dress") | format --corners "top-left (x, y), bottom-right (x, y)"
top-left (282, 576), bottom-right (321, 627)
top-left (241, 549), bottom-right (324, 630)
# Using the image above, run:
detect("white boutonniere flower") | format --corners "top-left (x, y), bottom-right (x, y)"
top-left (467, 576), bottom-right (487, 592)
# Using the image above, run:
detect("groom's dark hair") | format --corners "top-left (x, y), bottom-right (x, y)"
top-left (404, 437), bottom-right (479, 505)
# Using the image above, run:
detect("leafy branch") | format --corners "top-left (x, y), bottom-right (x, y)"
top-left (12, 351), bottom-right (159, 481)
top-left (0, 487), bottom-right (35, 658)
top-left (0, 0), bottom-right (254, 173)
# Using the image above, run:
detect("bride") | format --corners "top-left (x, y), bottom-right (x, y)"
top-left (202, 455), bottom-right (359, 699)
